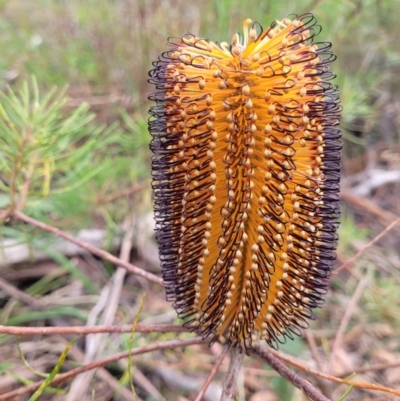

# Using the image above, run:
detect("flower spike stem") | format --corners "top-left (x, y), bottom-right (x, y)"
top-left (221, 346), bottom-right (244, 401)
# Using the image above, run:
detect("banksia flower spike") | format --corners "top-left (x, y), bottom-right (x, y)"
top-left (149, 14), bottom-right (341, 353)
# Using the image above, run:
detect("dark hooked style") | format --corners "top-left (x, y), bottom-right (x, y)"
top-left (148, 14), bottom-right (341, 353)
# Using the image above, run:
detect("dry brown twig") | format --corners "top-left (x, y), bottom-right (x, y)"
top-left (333, 216), bottom-right (400, 276)
top-left (339, 359), bottom-right (400, 378)
top-left (304, 329), bottom-right (324, 372)
top-left (0, 337), bottom-right (205, 401)
top-left (252, 344), bottom-right (331, 401)
top-left (0, 276), bottom-right (45, 309)
top-left (330, 278), bottom-right (368, 370)
top-left (340, 190), bottom-right (399, 226)
top-left (65, 336), bottom-right (137, 401)
top-left (65, 217), bottom-right (135, 400)
top-left (194, 346), bottom-right (229, 401)
top-left (3, 206), bottom-right (400, 399)
top-left (96, 181), bottom-right (149, 204)
top-left (303, 328), bottom-right (332, 397)
top-left (265, 347), bottom-right (400, 397)
top-left (0, 324), bottom-right (188, 336)
top-left (10, 209), bottom-right (163, 285)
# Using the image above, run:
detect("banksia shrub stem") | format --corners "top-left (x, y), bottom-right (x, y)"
top-left (149, 13), bottom-right (341, 353)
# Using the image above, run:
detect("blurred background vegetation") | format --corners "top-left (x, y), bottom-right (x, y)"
top-left (1, 0), bottom-right (400, 400)
top-left (1, 0), bottom-right (400, 224)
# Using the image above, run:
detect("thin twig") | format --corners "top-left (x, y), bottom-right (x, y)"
top-left (340, 359), bottom-right (400, 377)
top-left (304, 329), bottom-right (324, 372)
top-left (11, 209), bottom-right (163, 285)
top-left (155, 366), bottom-right (223, 401)
top-left (220, 346), bottom-right (244, 401)
top-left (65, 218), bottom-right (134, 401)
top-left (97, 181), bottom-right (149, 204)
top-left (194, 345), bottom-right (229, 401)
top-left (66, 337), bottom-right (137, 401)
top-left (0, 336), bottom-right (205, 401)
top-left (333, 217), bottom-right (400, 276)
top-left (265, 347), bottom-right (400, 397)
top-left (252, 343), bottom-right (330, 401)
top-left (340, 190), bottom-right (399, 225)
top-left (330, 278), bottom-right (368, 370)
top-left (132, 368), bottom-right (167, 401)
top-left (0, 323), bottom-right (188, 336)
top-left (304, 329), bottom-right (331, 397)
top-left (0, 277), bottom-right (45, 309)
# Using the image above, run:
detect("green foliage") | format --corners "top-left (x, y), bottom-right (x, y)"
top-left (335, 378), bottom-right (355, 401)
top-left (0, 77), bottom-right (150, 229)
top-left (28, 339), bottom-right (76, 400)
top-left (0, 77), bottom-right (106, 208)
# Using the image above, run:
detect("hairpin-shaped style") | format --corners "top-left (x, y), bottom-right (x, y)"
top-left (149, 13), bottom-right (341, 353)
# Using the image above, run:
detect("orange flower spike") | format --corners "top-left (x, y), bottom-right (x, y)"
top-left (149, 13), bottom-right (341, 353)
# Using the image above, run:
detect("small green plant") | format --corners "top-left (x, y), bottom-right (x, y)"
top-left (0, 78), bottom-right (108, 210)
top-left (0, 77), bottom-right (150, 228)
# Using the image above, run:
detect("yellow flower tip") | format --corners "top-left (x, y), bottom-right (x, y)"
top-left (148, 13), bottom-right (341, 353)
top-left (243, 17), bottom-right (253, 26)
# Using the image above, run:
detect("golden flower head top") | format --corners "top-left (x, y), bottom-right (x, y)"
top-left (148, 13), bottom-right (341, 353)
